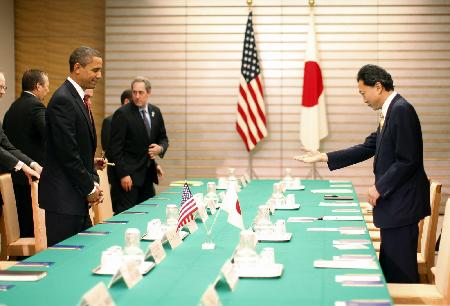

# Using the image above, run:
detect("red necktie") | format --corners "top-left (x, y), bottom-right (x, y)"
top-left (83, 95), bottom-right (94, 125)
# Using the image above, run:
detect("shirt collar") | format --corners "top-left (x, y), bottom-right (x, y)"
top-left (67, 77), bottom-right (85, 100)
top-left (23, 91), bottom-right (36, 97)
top-left (381, 91), bottom-right (397, 117)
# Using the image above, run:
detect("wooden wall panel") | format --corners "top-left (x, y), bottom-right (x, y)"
top-left (105, 0), bottom-right (450, 209)
top-left (14, 0), bottom-right (105, 153)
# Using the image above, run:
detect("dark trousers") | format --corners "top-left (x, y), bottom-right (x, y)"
top-left (45, 210), bottom-right (92, 247)
top-left (13, 184), bottom-right (34, 237)
top-left (111, 173), bottom-right (155, 215)
top-left (379, 223), bottom-right (419, 283)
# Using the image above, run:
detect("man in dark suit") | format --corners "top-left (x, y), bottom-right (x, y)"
top-left (295, 64), bottom-right (430, 283)
top-left (109, 77), bottom-right (168, 214)
top-left (39, 47), bottom-right (104, 246)
top-left (0, 72), bottom-right (41, 211)
top-left (3, 69), bottom-right (49, 237)
top-left (101, 89), bottom-right (132, 158)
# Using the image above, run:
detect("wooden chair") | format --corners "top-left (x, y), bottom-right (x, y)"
top-left (30, 180), bottom-right (47, 252)
top-left (92, 166), bottom-right (114, 224)
top-left (0, 174), bottom-right (46, 259)
top-left (417, 180), bottom-right (442, 283)
top-left (388, 196), bottom-right (450, 305)
top-left (0, 174), bottom-right (35, 258)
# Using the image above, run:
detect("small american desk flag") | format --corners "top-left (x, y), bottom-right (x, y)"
top-left (176, 183), bottom-right (198, 232)
top-left (236, 12), bottom-right (267, 152)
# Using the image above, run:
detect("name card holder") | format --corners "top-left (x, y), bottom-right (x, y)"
top-left (186, 220), bottom-right (198, 233)
top-left (108, 261), bottom-right (142, 289)
top-left (79, 282), bottom-right (115, 306)
top-left (220, 260), bottom-right (239, 291)
top-left (199, 285), bottom-right (222, 306)
top-left (145, 240), bottom-right (166, 264)
top-left (166, 228), bottom-right (182, 249)
top-left (198, 205), bottom-right (209, 222)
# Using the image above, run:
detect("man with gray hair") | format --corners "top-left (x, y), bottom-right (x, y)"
top-left (109, 77), bottom-right (168, 214)
top-left (39, 46), bottom-right (105, 246)
top-left (3, 69), bottom-right (49, 237)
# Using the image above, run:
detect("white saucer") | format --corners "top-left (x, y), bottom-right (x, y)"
top-left (92, 261), bottom-right (155, 275)
top-left (142, 230), bottom-right (189, 242)
top-left (275, 203), bottom-right (300, 210)
top-left (237, 263), bottom-right (284, 278)
top-left (256, 232), bottom-right (292, 242)
top-left (216, 185), bottom-right (227, 190)
top-left (285, 185), bottom-right (305, 191)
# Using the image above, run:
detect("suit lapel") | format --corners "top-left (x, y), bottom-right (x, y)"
top-left (64, 80), bottom-right (96, 143)
top-left (374, 94), bottom-right (400, 166)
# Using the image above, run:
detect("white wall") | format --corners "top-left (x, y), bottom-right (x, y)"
top-left (0, 0), bottom-right (15, 119)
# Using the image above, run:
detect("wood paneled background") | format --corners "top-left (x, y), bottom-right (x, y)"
top-left (12, 0), bottom-right (449, 209)
top-left (104, 0), bottom-right (450, 209)
top-left (14, 0), bottom-right (105, 148)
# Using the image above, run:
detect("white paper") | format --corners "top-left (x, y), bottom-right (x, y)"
top-left (287, 217), bottom-right (317, 223)
top-left (333, 244), bottom-right (369, 250)
top-left (330, 184), bottom-right (352, 188)
top-left (307, 227), bottom-right (339, 232)
top-left (323, 216), bottom-right (363, 221)
top-left (311, 189), bottom-right (353, 194)
top-left (333, 239), bottom-right (371, 245)
top-left (335, 274), bottom-right (381, 282)
top-left (332, 209), bottom-right (360, 213)
top-left (319, 202), bottom-right (358, 207)
top-left (314, 259), bottom-right (378, 270)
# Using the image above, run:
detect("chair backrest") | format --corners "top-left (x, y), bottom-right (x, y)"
top-left (435, 197), bottom-right (450, 297)
top-left (0, 174), bottom-right (20, 246)
top-left (93, 167), bottom-right (113, 224)
top-left (30, 181), bottom-right (47, 252)
top-left (419, 180), bottom-right (442, 266)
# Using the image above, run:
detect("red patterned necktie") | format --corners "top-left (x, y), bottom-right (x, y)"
top-left (83, 94), bottom-right (94, 125)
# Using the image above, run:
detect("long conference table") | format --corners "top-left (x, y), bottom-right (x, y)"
top-left (0, 179), bottom-right (392, 305)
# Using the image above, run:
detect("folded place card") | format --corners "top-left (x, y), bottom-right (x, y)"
top-left (145, 240), bottom-right (166, 264)
top-left (199, 285), bottom-right (222, 306)
top-left (78, 282), bottom-right (115, 306)
top-left (197, 205), bottom-right (209, 222)
top-left (166, 228), bottom-right (183, 249)
top-left (220, 260), bottom-right (239, 291)
top-left (108, 261), bottom-right (142, 289)
top-left (186, 220), bottom-right (198, 234)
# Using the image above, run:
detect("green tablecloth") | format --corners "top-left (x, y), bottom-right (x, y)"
top-left (0, 179), bottom-right (392, 305)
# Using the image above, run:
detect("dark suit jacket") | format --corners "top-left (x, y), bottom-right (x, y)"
top-left (109, 102), bottom-right (168, 187)
top-left (3, 92), bottom-right (46, 185)
top-left (0, 127), bottom-right (34, 172)
top-left (327, 94), bottom-right (430, 229)
top-left (39, 80), bottom-right (99, 216)
top-left (101, 114), bottom-right (113, 159)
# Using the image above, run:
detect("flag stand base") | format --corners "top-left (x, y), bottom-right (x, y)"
top-left (306, 163), bottom-right (322, 180)
top-left (202, 242), bottom-right (216, 250)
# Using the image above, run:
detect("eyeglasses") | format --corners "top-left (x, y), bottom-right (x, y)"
top-left (0, 85), bottom-right (7, 91)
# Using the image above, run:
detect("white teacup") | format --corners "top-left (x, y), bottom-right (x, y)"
top-left (286, 194), bottom-right (296, 206)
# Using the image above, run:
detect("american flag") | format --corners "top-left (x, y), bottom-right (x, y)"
top-left (176, 183), bottom-right (198, 232)
top-left (236, 12), bottom-right (267, 152)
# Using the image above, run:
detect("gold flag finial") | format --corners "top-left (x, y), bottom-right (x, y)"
top-left (309, 0), bottom-right (315, 7)
top-left (247, 0), bottom-right (253, 7)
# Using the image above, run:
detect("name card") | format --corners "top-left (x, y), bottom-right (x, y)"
top-left (220, 260), bottom-right (239, 291)
top-left (206, 199), bottom-right (217, 215)
top-left (145, 240), bottom-right (166, 264)
top-left (239, 176), bottom-right (247, 187)
top-left (166, 228), bottom-right (182, 249)
top-left (197, 205), bottom-right (209, 222)
top-left (199, 285), bottom-right (222, 306)
top-left (186, 220), bottom-right (198, 233)
top-left (79, 282), bottom-right (115, 306)
top-left (108, 261), bottom-right (142, 289)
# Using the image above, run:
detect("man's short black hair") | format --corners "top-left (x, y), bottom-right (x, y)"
top-left (22, 69), bottom-right (47, 92)
top-left (69, 46), bottom-right (102, 72)
top-left (357, 64), bottom-right (395, 91)
top-left (120, 89), bottom-right (132, 105)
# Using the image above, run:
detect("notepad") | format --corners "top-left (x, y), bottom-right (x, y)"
top-left (121, 211), bottom-right (148, 215)
top-left (78, 230), bottom-right (110, 236)
top-left (319, 202), bottom-right (358, 207)
top-left (311, 189), bottom-right (353, 194)
top-left (335, 300), bottom-right (391, 306)
top-left (314, 259), bottom-right (378, 270)
top-left (100, 220), bottom-right (129, 224)
top-left (0, 270), bottom-right (48, 281)
top-left (323, 216), bottom-right (363, 221)
top-left (48, 244), bottom-right (84, 250)
top-left (288, 217), bottom-right (318, 223)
